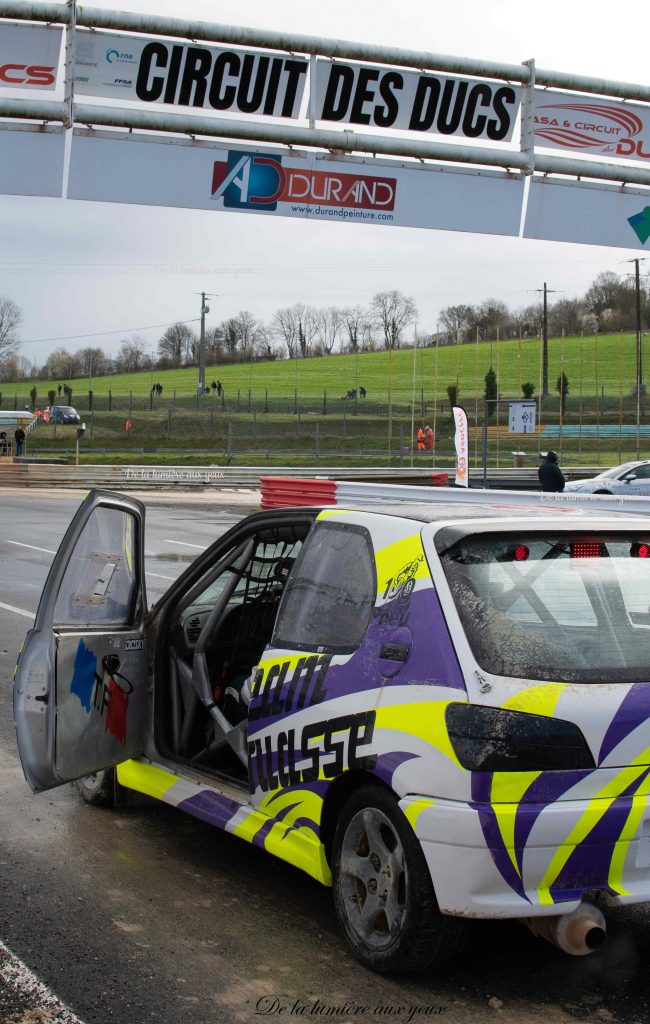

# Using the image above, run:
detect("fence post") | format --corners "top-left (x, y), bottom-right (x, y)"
top-left (248, 388), bottom-right (251, 413)
top-left (237, 390), bottom-right (241, 412)
top-left (173, 388), bottom-right (176, 408)
top-left (210, 407), bottom-right (214, 431)
top-left (253, 409), bottom-right (257, 441)
top-left (297, 411), bottom-right (301, 435)
top-left (128, 391), bottom-right (132, 419)
top-left (294, 387), bottom-right (297, 415)
top-left (167, 408), bottom-right (171, 437)
top-left (227, 421), bottom-right (233, 460)
top-left (343, 410), bottom-right (347, 437)
top-left (90, 411), bottom-right (94, 440)
top-left (265, 388), bottom-right (268, 413)
top-left (323, 389), bottom-right (327, 415)
top-left (399, 423), bottom-right (404, 465)
top-left (315, 422), bottom-right (320, 463)
top-left (108, 389), bottom-right (112, 412)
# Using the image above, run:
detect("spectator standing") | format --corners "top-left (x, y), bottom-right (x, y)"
top-left (538, 450), bottom-right (565, 492)
top-left (14, 426), bottom-right (25, 457)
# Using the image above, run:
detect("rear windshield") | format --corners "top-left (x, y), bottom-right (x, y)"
top-left (437, 530), bottom-right (650, 683)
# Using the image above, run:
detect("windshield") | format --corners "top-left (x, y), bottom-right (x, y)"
top-left (438, 530), bottom-right (650, 683)
top-left (55, 406), bottom-right (76, 414)
top-left (595, 462), bottom-right (640, 480)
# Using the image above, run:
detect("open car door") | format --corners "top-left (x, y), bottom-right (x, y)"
top-left (14, 490), bottom-right (149, 792)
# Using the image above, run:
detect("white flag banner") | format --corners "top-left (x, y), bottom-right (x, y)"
top-left (0, 128), bottom-right (65, 197)
top-left (0, 22), bottom-right (62, 90)
top-left (67, 130), bottom-right (525, 236)
top-left (314, 59), bottom-right (521, 142)
top-left (73, 29), bottom-right (308, 118)
top-left (524, 176), bottom-right (650, 250)
top-left (452, 406), bottom-right (469, 488)
top-left (533, 88), bottom-right (650, 165)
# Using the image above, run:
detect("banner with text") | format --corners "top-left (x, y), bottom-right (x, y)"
top-left (74, 29), bottom-right (308, 118)
top-left (533, 89), bottom-right (650, 164)
top-left (524, 177), bottom-right (650, 250)
top-left (0, 22), bottom-right (62, 90)
top-left (452, 406), bottom-right (469, 488)
top-left (314, 58), bottom-right (521, 141)
top-left (67, 130), bottom-right (525, 236)
top-left (0, 128), bottom-right (65, 197)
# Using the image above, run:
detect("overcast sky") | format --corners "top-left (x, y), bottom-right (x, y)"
top-left (1, 0), bottom-right (649, 366)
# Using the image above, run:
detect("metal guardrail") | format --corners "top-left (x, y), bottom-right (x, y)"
top-left (0, 462), bottom-right (546, 491)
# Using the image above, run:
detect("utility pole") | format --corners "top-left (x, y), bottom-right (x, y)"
top-left (626, 258), bottom-right (647, 396)
top-left (626, 258), bottom-right (647, 459)
top-left (197, 292), bottom-right (217, 395)
top-left (535, 283), bottom-right (558, 397)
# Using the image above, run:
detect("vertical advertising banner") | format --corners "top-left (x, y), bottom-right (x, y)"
top-left (0, 22), bottom-right (62, 90)
top-left (453, 406), bottom-right (469, 488)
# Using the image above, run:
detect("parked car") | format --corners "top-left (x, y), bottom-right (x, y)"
top-left (49, 404), bottom-right (81, 425)
top-left (565, 459), bottom-right (650, 495)
top-left (14, 488), bottom-right (650, 970)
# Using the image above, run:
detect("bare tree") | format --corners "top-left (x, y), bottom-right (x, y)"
top-left (272, 306), bottom-right (300, 359)
top-left (204, 325), bottom-right (224, 363)
top-left (254, 323), bottom-right (279, 361)
top-left (44, 347), bottom-right (83, 380)
top-left (158, 322), bottom-right (195, 365)
top-left (548, 298), bottom-right (584, 337)
top-left (116, 335), bottom-right (149, 373)
top-left (0, 295), bottom-right (22, 362)
top-left (370, 290), bottom-right (417, 350)
top-left (316, 306), bottom-right (345, 355)
top-left (220, 318), bottom-right (240, 359)
top-left (439, 304), bottom-right (473, 343)
top-left (512, 303), bottom-right (543, 338)
top-left (235, 310), bottom-right (259, 360)
top-left (78, 346), bottom-right (109, 377)
top-left (472, 299), bottom-right (510, 340)
top-left (584, 271), bottom-right (625, 319)
top-left (342, 306), bottom-right (368, 353)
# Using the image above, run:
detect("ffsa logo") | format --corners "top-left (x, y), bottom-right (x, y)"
top-left (211, 152), bottom-right (282, 211)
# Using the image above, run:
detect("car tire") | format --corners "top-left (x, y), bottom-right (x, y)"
top-left (73, 768), bottom-right (117, 807)
top-left (332, 786), bottom-right (465, 973)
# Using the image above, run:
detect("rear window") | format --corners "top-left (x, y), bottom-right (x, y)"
top-left (437, 530), bottom-right (650, 683)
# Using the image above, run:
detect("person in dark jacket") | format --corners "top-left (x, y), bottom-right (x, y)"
top-left (538, 450), bottom-right (565, 492)
top-left (14, 426), bottom-right (26, 456)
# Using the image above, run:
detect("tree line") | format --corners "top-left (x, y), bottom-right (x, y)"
top-left (0, 270), bottom-right (647, 382)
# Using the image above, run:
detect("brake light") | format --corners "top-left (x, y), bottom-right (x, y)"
top-left (571, 542), bottom-right (602, 558)
top-left (514, 544), bottom-right (529, 562)
top-left (631, 543), bottom-right (650, 558)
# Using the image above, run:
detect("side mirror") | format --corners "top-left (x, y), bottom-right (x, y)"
top-left (625, 474), bottom-right (637, 483)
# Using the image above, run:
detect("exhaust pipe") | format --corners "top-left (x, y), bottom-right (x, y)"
top-left (523, 901), bottom-right (607, 956)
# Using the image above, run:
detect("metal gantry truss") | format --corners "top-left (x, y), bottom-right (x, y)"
top-left (0, 0), bottom-right (649, 188)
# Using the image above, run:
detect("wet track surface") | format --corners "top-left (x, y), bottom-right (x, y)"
top-left (1, 492), bottom-right (650, 1024)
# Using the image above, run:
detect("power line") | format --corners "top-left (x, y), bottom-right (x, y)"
top-left (19, 318), bottom-right (200, 347)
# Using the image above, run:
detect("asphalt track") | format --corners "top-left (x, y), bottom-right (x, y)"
top-left (1, 489), bottom-right (649, 1024)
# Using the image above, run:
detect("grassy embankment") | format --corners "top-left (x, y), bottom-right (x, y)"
top-left (12, 332), bottom-right (650, 467)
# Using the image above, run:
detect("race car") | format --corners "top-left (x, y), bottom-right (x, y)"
top-left (13, 486), bottom-right (650, 971)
